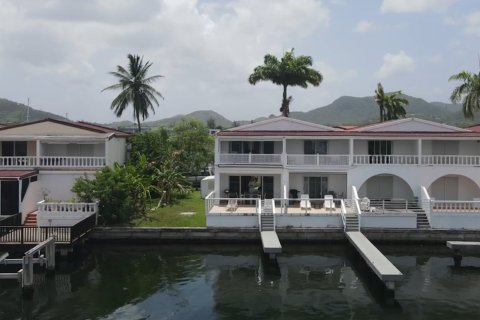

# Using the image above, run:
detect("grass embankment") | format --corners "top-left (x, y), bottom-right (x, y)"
top-left (129, 191), bottom-right (206, 227)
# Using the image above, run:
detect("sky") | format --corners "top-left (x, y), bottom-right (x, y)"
top-left (0, 0), bottom-right (479, 124)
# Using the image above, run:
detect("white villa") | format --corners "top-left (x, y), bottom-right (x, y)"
top-left (206, 117), bottom-right (480, 230)
top-left (0, 118), bottom-right (128, 227)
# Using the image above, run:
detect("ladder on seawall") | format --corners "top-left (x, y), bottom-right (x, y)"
top-left (259, 199), bottom-right (281, 259)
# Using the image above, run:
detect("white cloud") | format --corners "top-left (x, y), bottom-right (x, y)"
top-left (353, 20), bottom-right (373, 33)
top-left (315, 61), bottom-right (357, 83)
top-left (465, 11), bottom-right (480, 35)
top-left (375, 51), bottom-right (415, 79)
top-left (380, 0), bottom-right (455, 13)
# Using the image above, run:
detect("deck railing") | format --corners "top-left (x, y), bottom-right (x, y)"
top-left (0, 156), bottom-right (106, 168)
top-left (287, 154), bottom-right (349, 166)
top-left (0, 214), bottom-right (96, 245)
top-left (219, 153), bottom-right (282, 164)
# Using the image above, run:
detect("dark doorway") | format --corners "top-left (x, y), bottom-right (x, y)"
top-left (1, 180), bottom-right (19, 215)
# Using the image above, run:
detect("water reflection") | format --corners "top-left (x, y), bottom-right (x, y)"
top-left (0, 244), bottom-right (480, 319)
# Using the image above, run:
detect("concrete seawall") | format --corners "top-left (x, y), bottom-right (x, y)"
top-left (89, 227), bottom-right (480, 244)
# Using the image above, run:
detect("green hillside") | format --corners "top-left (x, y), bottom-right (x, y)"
top-left (0, 98), bottom-right (64, 124)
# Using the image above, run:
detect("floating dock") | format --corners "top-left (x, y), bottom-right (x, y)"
top-left (446, 240), bottom-right (480, 266)
top-left (260, 231), bottom-right (282, 259)
top-left (346, 231), bottom-right (403, 291)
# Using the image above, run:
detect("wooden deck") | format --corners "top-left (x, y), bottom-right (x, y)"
top-left (346, 231), bottom-right (403, 290)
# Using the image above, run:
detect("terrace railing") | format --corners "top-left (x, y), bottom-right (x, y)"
top-left (219, 153), bottom-right (282, 165)
top-left (431, 200), bottom-right (480, 212)
top-left (0, 213), bottom-right (22, 227)
top-left (0, 156), bottom-right (106, 168)
top-left (287, 154), bottom-right (349, 166)
top-left (37, 201), bottom-right (98, 215)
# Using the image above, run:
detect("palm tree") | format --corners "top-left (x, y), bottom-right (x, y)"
top-left (449, 70), bottom-right (480, 119)
top-left (384, 91), bottom-right (408, 120)
top-left (248, 49), bottom-right (323, 117)
top-left (103, 54), bottom-right (164, 132)
top-left (374, 83), bottom-right (386, 122)
top-left (374, 83), bottom-right (409, 121)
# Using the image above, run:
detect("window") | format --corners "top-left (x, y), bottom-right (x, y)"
top-left (368, 141), bottom-right (392, 164)
top-left (304, 140), bottom-right (327, 155)
top-left (303, 176), bottom-right (328, 198)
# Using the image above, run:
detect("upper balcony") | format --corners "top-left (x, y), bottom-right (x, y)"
top-left (0, 156), bottom-right (106, 169)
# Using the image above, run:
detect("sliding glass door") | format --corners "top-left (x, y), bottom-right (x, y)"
top-left (303, 177), bottom-right (328, 198)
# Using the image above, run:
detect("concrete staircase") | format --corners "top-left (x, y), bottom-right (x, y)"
top-left (345, 214), bottom-right (359, 231)
top-left (24, 212), bottom-right (37, 227)
top-left (416, 212), bottom-right (431, 229)
top-left (260, 200), bottom-right (275, 231)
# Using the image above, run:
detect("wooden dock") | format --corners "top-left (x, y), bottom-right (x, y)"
top-left (260, 231), bottom-right (282, 259)
top-left (346, 231), bottom-right (403, 290)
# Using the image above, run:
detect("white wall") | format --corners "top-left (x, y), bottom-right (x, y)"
top-left (206, 215), bottom-right (258, 228)
top-left (354, 140), bottom-right (367, 154)
top-left (393, 141), bottom-right (415, 155)
top-left (21, 181), bottom-right (41, 223)
top-left (276, 215), bottom-right (342, 228)
top-left (286, 140), bottom-right (303, 154)
top-left (430, 213), bottom-right (480, 229)
top-left (361, 214), bottom-right (417, 228)
top-left (329, 140), bottom-right (349, 154)
top-left (459, 140), bottom-right (480, 155)
top-left (106, 137), bottom-right (126, 165)
top-left (39, 172), bottom-right (95, 201)
top-left (37, 212), bottom-right (93, 227)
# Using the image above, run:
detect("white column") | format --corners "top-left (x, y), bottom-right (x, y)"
top-left (417, 139), bottom-right (422, 165)
top-left (281, 169), bottom-right (289, 198)
top-left (282, 138), bottom-right (287, 166)
top-left (104, 139), bottom-right (110, 166)
top-left (36, 140), bottom-right (41, 167)
top-left (214, 169), bottom-right (221, 197)
top-left (18, 179), bottom-right (22, 213)
top-left (214, 138), bottom-right (220, 166)
top-left (349, 139), bottom-right (354, 166)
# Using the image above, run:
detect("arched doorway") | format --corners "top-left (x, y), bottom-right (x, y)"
top-left (428, 175), bottom-right (480, 200)
top-left (358, 174), bottom-right (414, 199)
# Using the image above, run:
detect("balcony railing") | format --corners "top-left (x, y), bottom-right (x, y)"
top-left (287, 154), bottom-right (349, 166)
top-left (219, 153), bottom-right (282, 165)
top-left (0, 156), bottom-right (106, 168)
top-left (37, 201), bottom-right (98, 215)
top-left (421, 155), bottom-right (480, 166)
top-left (353, 155), bottom-right (419, 165)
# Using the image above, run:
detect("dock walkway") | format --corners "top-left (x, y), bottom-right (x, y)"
top-left (346, 231), bottom-right (403, 290)
top-left (260, 231), bottom-right (282, 259)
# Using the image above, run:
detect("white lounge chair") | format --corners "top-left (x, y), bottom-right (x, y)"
top-left (226, 199), bottom-right (238, 212)
top-left (323, 195), bottom-right (336, 211)
top-left (360, 197), bottom-right (375, 212)
top-left (300, 194), bottom-right (312, 212)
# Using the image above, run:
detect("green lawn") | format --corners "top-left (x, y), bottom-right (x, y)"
top-left (128, 191), bottom-right (206, 227)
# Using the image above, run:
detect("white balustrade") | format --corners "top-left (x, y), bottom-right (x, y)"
top-left (0, 156), bottom-right (37, 167)
top-left (353, 155), bottom-right (418, 165)
top-left (432, 200), bottom-right (480, 212)
top-left (287, 154), bottom-right (349, 166)
top-left (39, 156), bottom-right (106, 167)
top-left (37, 200), bottom-right (98, 214)
top-left (421, 155), bottom-right (480, 166)
top-left (219, 153), bottom-right (282, 164)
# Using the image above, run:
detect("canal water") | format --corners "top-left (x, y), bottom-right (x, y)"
top-left (1, 243), bottom-right (480, 320)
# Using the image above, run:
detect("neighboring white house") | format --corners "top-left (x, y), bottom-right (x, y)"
top-left (0, 118), bottom-right (129, 226)
top-left (206, 116), bottom-right (480, 230)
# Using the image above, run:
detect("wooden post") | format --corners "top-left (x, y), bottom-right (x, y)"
top-left (45, 239), bottom-right (55, 276)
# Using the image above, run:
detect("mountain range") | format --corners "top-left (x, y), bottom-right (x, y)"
top-left (0, 94), bottom-right (476, 129)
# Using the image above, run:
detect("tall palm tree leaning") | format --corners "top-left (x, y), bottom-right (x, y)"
top-left (449, 70), bottom-right (480, 119)
top-left (102, 54), bottom-right (164, 132)
top-left (374, 83), bottom-right (409, 121)
top-left (248, 49), bottom-right (323, 117)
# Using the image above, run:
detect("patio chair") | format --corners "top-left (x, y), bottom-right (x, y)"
top-left (300, 194), bottom-right (311, 213)
top-left (323, 195), bottom-right (336, 211)
top-left (360, 197), bottom-right (375, 212)
top-left (226, 199), bottom-right (238, 212)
